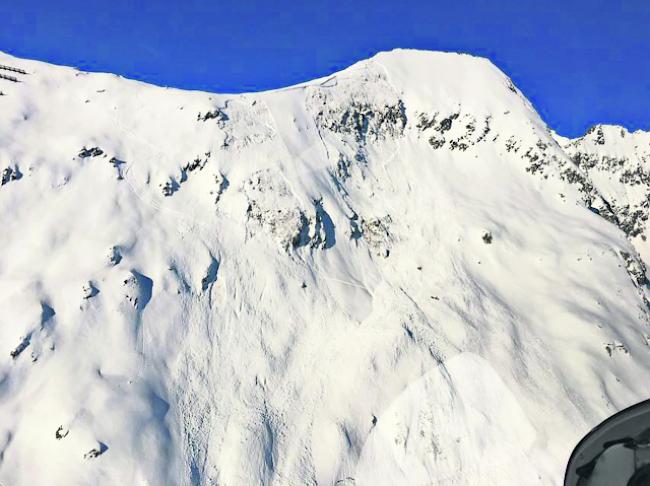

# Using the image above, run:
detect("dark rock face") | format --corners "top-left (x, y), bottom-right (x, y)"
top-left (78, 146), bottom-right (104, 158)
top-left (161, 178), bottom-right (180, 197)
top-left (1, 165), bottom-right (22, 185)
top-left (316, 100), bottom-right (407, 144)
top-left (55, 426), bottom-right (69, 440)
top-left (620, 250), bottom-right (648, 286)
top-left (84, 442), bottom-right (108, 459)
top-left (160, 152), bottom-right (212, 197)
top-left (417, 111), bottom-right (490, 152)
top-left (198, 107), bottom-right (229, 126)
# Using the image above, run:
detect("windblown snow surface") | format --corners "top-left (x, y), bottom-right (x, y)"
top-left (1, 49), bottom-right (650, 485)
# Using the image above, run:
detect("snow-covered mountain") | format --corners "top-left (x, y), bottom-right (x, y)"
top-left (1, 49), bottom-right (649, 486)
top-left (555, 125), bottom-right (650, 262)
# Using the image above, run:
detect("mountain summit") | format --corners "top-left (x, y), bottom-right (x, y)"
top-left (1, 49), bottom-right (649, 485)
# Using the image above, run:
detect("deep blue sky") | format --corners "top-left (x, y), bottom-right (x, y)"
top-left (2, 0), bottom-right (649, 137)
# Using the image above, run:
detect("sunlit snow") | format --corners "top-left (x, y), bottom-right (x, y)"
top-left (1, 49), bottom-right (649, 485)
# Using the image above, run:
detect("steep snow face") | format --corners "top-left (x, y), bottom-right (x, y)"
top-left (0, 49), bottom-right (649, 486)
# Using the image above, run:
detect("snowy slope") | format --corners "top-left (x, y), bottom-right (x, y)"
top-left (0, 49), bottom-right (649, 486)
